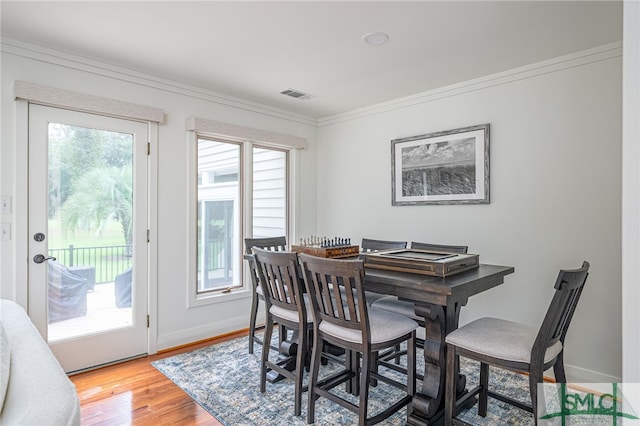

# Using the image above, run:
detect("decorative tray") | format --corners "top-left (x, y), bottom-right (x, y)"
top-left (360, 249), bottom-right (479, 277)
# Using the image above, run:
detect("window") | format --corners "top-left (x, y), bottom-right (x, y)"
top-left (252, 147), bottom-right (288, 238)
top-left (195, 138), bottom-right (288, 296)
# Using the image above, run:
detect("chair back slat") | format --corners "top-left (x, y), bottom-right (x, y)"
top-left (252, 248), bottom-right (306, 321)
top-left (532, 261), bottom-right (589, 359)
top-left (244, 236), bottom-right (287, 254)
top-left (361, 238), bottom-right (407, 252)
top-left (300, 253), bottom-right (368, 334)
top-left (410, 242), bottom-right (468, 254)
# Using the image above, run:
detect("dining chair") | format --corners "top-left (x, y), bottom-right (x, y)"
top-left (360, 238), bottom-right (407, 306)
top-left (410, 241), bottom-right (469, 253)
top-left (360, 238), bottom-right (407, 252)
top-left (244, 236), bottom-right (287, 354)
top-left (371, 242), bottom-right (468, 374)
top-left (299, 253), bottom-right (417, 426)
top-left (444, 261), bottom-right (590, 426)
top-left (252, 247), bottom-right (312, 417)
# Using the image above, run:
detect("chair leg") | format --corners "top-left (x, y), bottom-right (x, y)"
top-left (345, 350), bottom-right (359, 395)
top-left (293, 325), bottom-right (307, 417)
top-left (278, 324), bottom-right (287, 347)
top-left (553, 352), bottom-right (567, 383)
top-left (529, 368), bottom-right (543, 425)
top-left (407, 333), bottom-right (416, 397)
top-left (479, 362), bottom-right (489, 417)
top-left (307, 334), bottom-right (323, 424)
top-left (249, 292), bottom-right (260, 354)
top-left (260, 319), bottom-right (273, 393)
top-left (371, 351), bottom-right (379, 387)
top-left (444, 343), bottom-right (456, 426)
top-left (359, 351), bottom-right (371, 425)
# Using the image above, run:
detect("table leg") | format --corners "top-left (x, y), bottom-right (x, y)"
top-left (407, 300), bottom-right (467, 425)
top-left (266, 327), bottom-right (335, 383)
top-left (266, 326), bottom-right (297, 383)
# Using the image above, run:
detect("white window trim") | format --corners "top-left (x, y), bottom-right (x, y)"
top-left (186, 118), bottom-right (303, 308)
top-left (14, 81), bottom-right (164, 123)
top-left (185, 116), bottom-right (308, 150)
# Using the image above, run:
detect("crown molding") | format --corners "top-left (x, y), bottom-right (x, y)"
top-left (1, 37), bottom-right (317, 127)
top-left (317, 42), bottom-right (623, 127)
top-left (2, 37), bottom-right (622, 129)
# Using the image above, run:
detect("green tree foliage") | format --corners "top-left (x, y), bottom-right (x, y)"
top-left (61, 167), bottom-right (133, 245)
top-left (48, 123), bottom-right (133, 243)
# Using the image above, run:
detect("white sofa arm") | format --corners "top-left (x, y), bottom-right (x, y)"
top-left (0, 300), bottom-right (81, 426)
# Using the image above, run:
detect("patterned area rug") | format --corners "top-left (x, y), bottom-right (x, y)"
top-left (152, 333), bottom-right (543, 425)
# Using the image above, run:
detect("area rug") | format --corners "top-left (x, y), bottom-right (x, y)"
top-left (152, 332), bottom-right (549, 425)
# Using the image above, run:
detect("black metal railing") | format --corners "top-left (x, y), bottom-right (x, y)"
top-left (48, 244), bottom-right (132, 284)
top-left (197, 240), bottom-right (233, 290)
top-left (49, 240), bottom-right (233, 286)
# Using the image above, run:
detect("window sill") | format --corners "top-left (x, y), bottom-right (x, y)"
top-left (188, 287), bottom-right (252, 308)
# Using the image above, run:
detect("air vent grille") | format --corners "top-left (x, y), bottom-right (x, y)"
top-left (280, 88), bottom-right (313, 100)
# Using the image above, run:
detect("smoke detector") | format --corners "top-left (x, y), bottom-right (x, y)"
top-left (280, 88), bottom-right (314, 101)
top-left (362, 32), bottom-right (389, 46)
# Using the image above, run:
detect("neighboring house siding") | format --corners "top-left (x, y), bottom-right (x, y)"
top-left (253, 148), bottom-right (286, 238)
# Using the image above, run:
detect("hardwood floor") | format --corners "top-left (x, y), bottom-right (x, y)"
top-left (70, 331), bottom-right (247, 425)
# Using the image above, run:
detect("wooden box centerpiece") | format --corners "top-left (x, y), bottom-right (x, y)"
top-left (291, 244), bottom-right (360, 259)
top-left (360, 249), bottom-right (479, 277)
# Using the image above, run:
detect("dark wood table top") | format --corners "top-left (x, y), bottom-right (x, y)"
top-left (364, 264), bottom-right (515, 306)
top-left (245, 252), bottom-right (514, 306)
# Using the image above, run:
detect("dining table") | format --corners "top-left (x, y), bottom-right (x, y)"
top-left (245, 251), bottom-right (514, 425)
top-left (363, 263), bottom-right (514, 425)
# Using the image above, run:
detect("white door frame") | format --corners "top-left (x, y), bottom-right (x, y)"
top-left (14, 97), bottom-right (158, 357)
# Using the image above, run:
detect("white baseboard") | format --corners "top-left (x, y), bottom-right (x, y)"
top-left (156, 315), bottom-right (250, 351)
top-left (563, 363), bottom-right (622, 384)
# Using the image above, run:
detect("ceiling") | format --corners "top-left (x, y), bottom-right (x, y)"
top-left (0, 1), bottom-right (623, 119)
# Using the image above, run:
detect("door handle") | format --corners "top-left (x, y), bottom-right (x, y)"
top-left (33, 254), bottom-right (56, 264)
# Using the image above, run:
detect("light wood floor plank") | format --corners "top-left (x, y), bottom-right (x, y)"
top-left (70, 332), bottom-right (246, 425)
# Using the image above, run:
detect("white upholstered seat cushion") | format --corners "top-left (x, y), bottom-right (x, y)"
top-left (364, 291), bottom-right (386, 306)
top-left (318, 307), bottom-right (418, 345)
top-left (445, 317), bottom-right (563, 364)
top-left (370, 296), bottom-right (425, 321)
top-left (337, 286), bottom-right (384, 307)
top-left (269, 294), bottom-right (312, 324)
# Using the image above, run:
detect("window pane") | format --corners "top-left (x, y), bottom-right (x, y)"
top-left (47, 123), bottom-right (134, 341)
top-left (252, 147), bottom-right (287, 238)
top-left (197, 139), bottom-right (240, 293)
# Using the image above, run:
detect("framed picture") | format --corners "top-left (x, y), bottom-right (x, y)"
top-left (391, 123), bottom-right (490, 205)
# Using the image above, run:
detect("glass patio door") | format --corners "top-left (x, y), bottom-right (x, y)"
top-left (28, 104), bottom-right (149, 373)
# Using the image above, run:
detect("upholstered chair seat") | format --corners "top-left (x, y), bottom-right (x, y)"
top-left (369, 297), bottom-right (424, 321)
top-left (319, 306), bottom-right (418, 345)
top-left (446, 317), bottom-right (563, 364)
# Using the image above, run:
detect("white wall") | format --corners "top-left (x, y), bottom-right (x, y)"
top-left (317, 45), bottom-right (623, 382)
top-left (0, 40), bottom-right (318, 350)
top-left (622, 0), bottom-right (640, 383)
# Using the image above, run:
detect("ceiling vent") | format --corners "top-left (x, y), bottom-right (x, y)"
top-left (280, 88), bottom-right (313, 101)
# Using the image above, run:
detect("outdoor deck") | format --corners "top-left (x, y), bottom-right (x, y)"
top-left (48, 282), bottom-right (132, 342)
